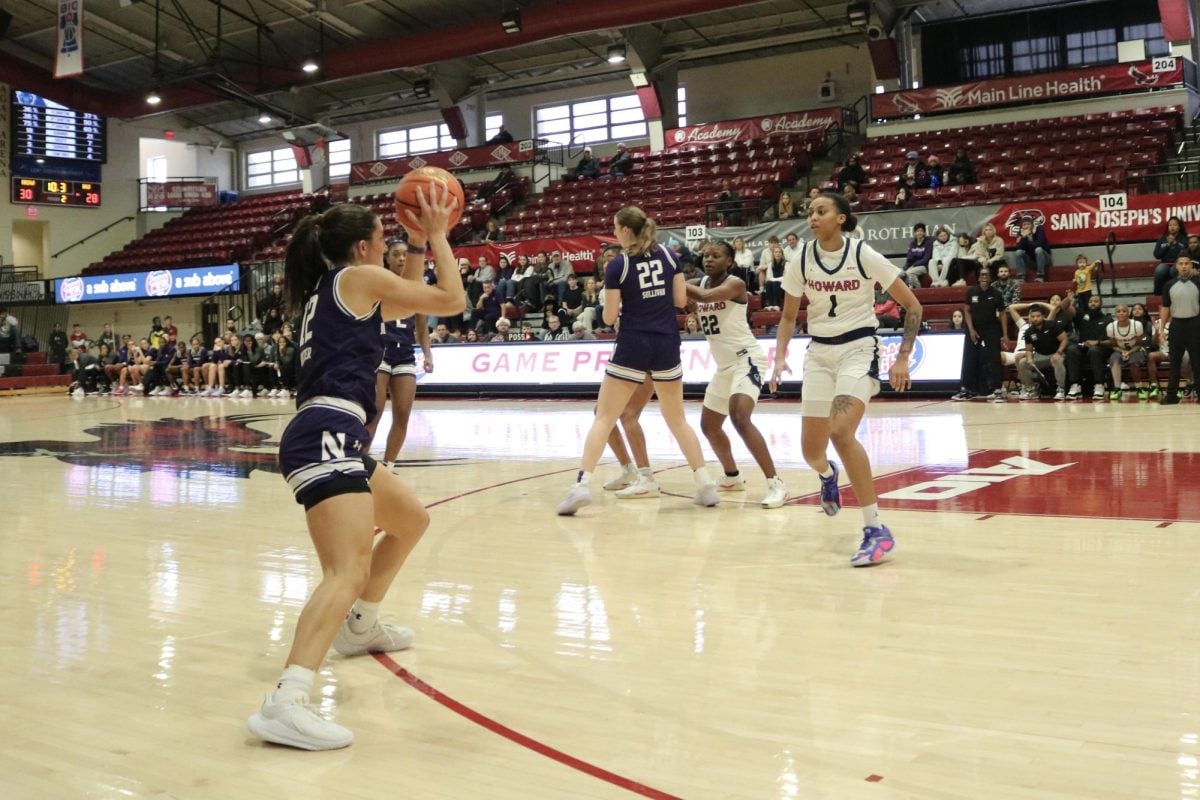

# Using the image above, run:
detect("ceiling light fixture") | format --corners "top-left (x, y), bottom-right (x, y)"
top-left (847, 3), bottom-right (870, 28)
top-left (501, 10), bottom-right (522, 34)
top-left (301, 55), bottom-right (320, 74)
top-left (258, 110), bottom-right (272, 125)
top-left (145, 90), bottom-right (162, 106)
top-left (607, 43), bottom-right (627, 64)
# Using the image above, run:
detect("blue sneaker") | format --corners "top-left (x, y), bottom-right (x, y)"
top-left (851, 525), bottom-right (895, 566)
top-left (819, 462), bottom-right (841, 516)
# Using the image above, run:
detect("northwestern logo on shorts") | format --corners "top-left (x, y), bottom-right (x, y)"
top-left (877, 336), bottom-right (925, 377)
top-left (146, 270), bottom-right (173, 297)
top-left (59, 276), bottom-right (85, 303)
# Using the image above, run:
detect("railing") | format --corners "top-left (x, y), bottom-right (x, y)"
top-left (1128, 160), bottom-right (1200, 194)
top-left (194, 260), bottom-right (284, 346)
top-left (137, 176), bottom-right (220, 212)
top-left (51, 216), bottom-right (135, 260)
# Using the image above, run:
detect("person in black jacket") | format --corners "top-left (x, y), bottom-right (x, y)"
top-left (48, 322), bottom-right (69, 373)
top-left (947, 148), bottom-right (976, 185)
top-left (1153, 216), bottom-right (1188, 295)
top-left (953, 267), bottom-right (1006, 401)
top-left (837, 155), bottom-right (866, 191)
top-left (607, 143), bottom-right (633, 177)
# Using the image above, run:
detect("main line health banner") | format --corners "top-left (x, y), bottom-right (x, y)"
top-left (411, 333), bottom-right (963, 388)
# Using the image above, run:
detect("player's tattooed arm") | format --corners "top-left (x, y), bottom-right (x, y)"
top-left (900, 304), bottom-right (922, 356)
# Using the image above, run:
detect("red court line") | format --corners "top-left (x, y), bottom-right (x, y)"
top-left (374, 654), bottom-right (682, 799)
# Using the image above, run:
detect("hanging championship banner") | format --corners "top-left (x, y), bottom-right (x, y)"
top-left (55, 1), bottom-right (85, 78)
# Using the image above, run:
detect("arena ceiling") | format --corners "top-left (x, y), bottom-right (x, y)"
top-left (1, 0), bottom-right (1080, 142)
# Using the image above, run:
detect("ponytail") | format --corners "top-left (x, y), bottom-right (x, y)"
top-left (283, 203), bottom-right (379, 318)
top-left (615, 205), bottom-right (658, 257)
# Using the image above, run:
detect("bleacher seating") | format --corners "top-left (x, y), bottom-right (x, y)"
top-left (0, 352), bottom-right (70, 394)
top-left (506, 132), bottom-right (824, 240)
top-left (86, 189), bottom-right (312, 274)
top-left (825, 106), bottom-right (1182, 208)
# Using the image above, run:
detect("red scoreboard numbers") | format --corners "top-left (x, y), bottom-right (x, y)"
top-left (11, 177), bottom-right (102, 207)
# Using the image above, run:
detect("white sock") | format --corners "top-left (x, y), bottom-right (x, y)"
top-left (348, 600), bottom-right (380, 634)
top-left (577, 470), bottom-right (592, 486)
top-left (622, 462), bottom-right (638, 476)
top-left (818, 464), bottom-right (835, 479)
top-left (862, 503), bottom-right (882, 529)
top-left (693, 465), bottom-right (713, 487)
top-left (638, 466), bottom-right (654, 480)
top-left (274, 664), bottom-right (315, 701)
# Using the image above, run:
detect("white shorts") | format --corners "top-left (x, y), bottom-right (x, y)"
top-left (703, 355), bottom-right (767, 415)
top-left (801, 336), bottom-right (881, 417)
top-left (377, 359), bottom-right (417, 377)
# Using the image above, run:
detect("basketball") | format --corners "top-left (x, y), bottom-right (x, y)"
top-left (394, 166), bottom-right (464, 232)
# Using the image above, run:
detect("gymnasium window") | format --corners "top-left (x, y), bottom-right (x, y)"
top-left (534, 89), bottom-right (687, 146)
top-left (327, 139), bottom-right (350, 179)
top-left (1122, 22), bottom-right (1169, 57)
top-left (1011, 37), bottom-right (1061, 74)
top-left (377, 114), bottom-right (504, 159)
top-left (246, 147), bottom-right (298, 189)
top-left (958, 44), bottom-right (1006, 80)
top-left (1065, 29), bottom-right (1118, 66)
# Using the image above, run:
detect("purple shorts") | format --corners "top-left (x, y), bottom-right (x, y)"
top-left (606, 330), bottom-right (683, 382)
top-left (278, 404), bottom-right (377, 509)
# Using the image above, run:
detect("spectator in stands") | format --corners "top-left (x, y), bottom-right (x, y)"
top-left (548, 250), bottom-right (574, 301)
top-left (483, 219), bottom-right (505, 242)
top-left (520, 324), bottom-right (537, 342)
top-left (163, 315), bottom-right (178, 341)
top-left (97, 323), bottom-right (117, 353)
top-left (953, 266), bottom-right (1006, 402)
top-left (732, 237), bottom-right (755, 273)
top-left (230, 333), bottom-right (262, 398)
top-left (257, 283), bottom-right (285, 320)
top-left (69, 322), bottom-right (88, 350)
top-left (682, 314), bottom-right (703, 339)
top-left (897, 151), bottom-right (926, 192)
top-left (463, 328), bottom-right (480, 343)
top-left (490, 317), bottom-right (514, 342)
top-left (1066, 294), bottom-right (1111, 400)
top-left (757, 242), bottom-right (787, 312)
top-left (947, 232), bottom-right (976, 286)
top-left (146, 332), bottom-right (180, 396)
top-left (890, 186), bottom-right (916, 210)
top-left (559, 273), bottom-right (585, 325)
top-left (578, 277), bottom-right (603, 331)
top-left (1104, 303), bottom-right (1148, 400)
top-left (874, 289), bottom-right (901, 329)
top-left (474, 280), bottom-right (504, 335)
top-left (608, 143), bottom-right (633, 177)
top-left (842, 182), bottom-right (869, 213)
top-left (1072, 255), bottom-right (1100, 308)
top-left (203, 337), bottom-right (229, 396)
top-left (929, 227), bottom-right (956, 287)
top-left (782, 232), bottom-right (801, 262)
top-left (1153, 216), bottom-right (1188, 295)
top-left (949, 309), bottom-right (966, 331)
top-left (475, 255), bottom-right (497, 285)
top-left (802, 186), bottom-right (821, 212)
top-left (991, 264), bottom-right (1022, 338)
top-left (682, 261), bottom-right (702, 284)
top-left (1187, 234), bottom-right (1200, 263)
top-left (262, 306), bottom-right (284, 336)
top-left (947, 148), bottom-right (976, 185)
top-left (148, 317), bottom-right (166, 349)
top-left (117, 338), bottom-right (148, 394)
top-left (277, 332), bottom-right (297, 396)
top-left (924, 155), bottom-right (944, 188)
top-left (542, 315), bottom-right (571, 341)
top-left (0, 307), bottom-right (19, 354)
top-left (574, 147), bottom-right (600, 180)
top-left (486, 125), bottom-right (514, 145)
top-left (1014, 217), bottom-right (1052, 282)
top-left (511, 253), bottom-right (547, 312)
top-left (48, 323), bottom-right (68, 371)
top-left (777, 192), bottom-right (798, 220)
top-left (569, 321), bottom-right (595, 340)
top-left (971, 223), bottom-right (1007, 277)
top-left (541, 297), bottom-right (566, 332)
top-left (902, 223), bottom-right (932, 288)
top-left (837, 155), bottom-right (866, 191)
top-left (255, 333), bottom-right (282, 397)
top-left (430, 323), bottom-right (458, 344)
top-left (1018, 304), bottom-right (1068, 400)
top-left (68, 346), bottom-right (101, 396)
top-left (495, 255), bottom-right (519, 300)
top-left (96, 344), bottom-right (119, 393)
top-left (181, 336), bottom-right (209, 394)
top-left (716, 180), bottom-right (742, 226)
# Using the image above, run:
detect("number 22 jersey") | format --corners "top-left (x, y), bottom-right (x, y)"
top-left (780, 238), bottom-right (901, 338)
top-left (604, 243), bottom-right (680, 338)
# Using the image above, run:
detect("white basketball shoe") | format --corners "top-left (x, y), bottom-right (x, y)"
top-left (247, 692), bottom-right (353, 751)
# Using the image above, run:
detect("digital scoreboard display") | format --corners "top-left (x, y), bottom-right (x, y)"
top-left (11, 90), bottom-right (106, 163)
top-left (11, 177), bottom-right (102, 207)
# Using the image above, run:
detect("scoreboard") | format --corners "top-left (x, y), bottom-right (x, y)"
top-left (11, 177), bottom-right (102, 207)
top-left (11, 90), bottom-right (106, 163)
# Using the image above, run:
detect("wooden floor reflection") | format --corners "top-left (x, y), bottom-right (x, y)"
top-left (2, 394), bottom-right (1199, 800)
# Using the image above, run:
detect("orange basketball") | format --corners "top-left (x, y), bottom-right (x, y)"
top-left (394, 166), bottom-right (464, 232)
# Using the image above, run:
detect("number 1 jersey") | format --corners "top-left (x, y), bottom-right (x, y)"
top-left (781, 238), bottom-right (902, 338)
top-left (604, 244), bottom-right (681, 338)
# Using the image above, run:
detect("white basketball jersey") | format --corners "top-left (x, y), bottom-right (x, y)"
top-left (696, 276), bottom-right (764, 367)
top-left (781, 238), bottom-right (902, 338)
top-left (1106, 319), bottom-right (1143, 351)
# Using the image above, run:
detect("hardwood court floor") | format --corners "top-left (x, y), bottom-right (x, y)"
top-left (1, 394), bottom-right (1199, 800)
